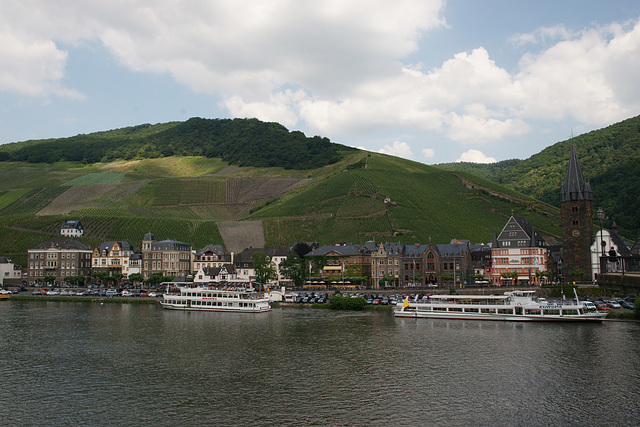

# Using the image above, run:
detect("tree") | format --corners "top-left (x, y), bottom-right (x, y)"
top-left (129, 273), bottom-right (144, 288)
top-left (291, 242), bottom-right (312, 258)
top-left (501, 271), bottom-right (518, 285)
top-left (252, 252), bottom-right (277, 288)
top-left (279, 253), bottom-right (307, 288)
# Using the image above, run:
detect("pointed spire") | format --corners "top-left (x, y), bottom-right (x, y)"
top-left (491, 229), bottom-right (499, 248)
top-left (560, 145), bottom-right (593, 202)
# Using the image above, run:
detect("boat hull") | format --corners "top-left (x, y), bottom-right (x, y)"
top-left (160, 303), bottom-right (271, 313)
top-left (394, 310), bottom-right (607, 322)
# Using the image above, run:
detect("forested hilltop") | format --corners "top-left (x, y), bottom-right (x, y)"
top-left (437, 114), bottom-right (640, 239)
top-left (0, 117), bottom-right (348, 170)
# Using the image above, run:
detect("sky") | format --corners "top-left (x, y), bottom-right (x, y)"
top-left (1, 0), bottom-right (640, 165)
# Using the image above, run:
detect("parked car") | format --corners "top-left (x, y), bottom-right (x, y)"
top-left (594, 301), bottom-right (610, 311)
top-left (121, 290), bottom-right (133, 297)
top-left (148, 292), bottom-right (158, 297)
top-left (46, 289), bottom-right (60, 296)
top-left (582, 301), bottom-right (597, 310)
top-left (105, 289), bottom-right (119, 297)
top-left (607, 300), bottom-right (621, 309)
top-left (32, 289), bottom-right (42, 295)
top-left (621, 301), bottom-right (635, 310)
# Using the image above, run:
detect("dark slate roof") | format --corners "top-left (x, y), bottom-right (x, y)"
top-left (97, 241), bottom-right (133, 253)
top-left (362, 241), bottom-right (379, 252)
top-left (196, 244), bottom-right (229, 257)
top-left (143, 232), bottom-right (156, 241)
top-left (384, 242), bottom-right (404, 256)
top-left (61, 220), bottom-right (82, 229)
top-left (560, 145), bottom-right (593, 202)
top-left (0, 256), bottom-right (12, 263)
top-left (404, 244), bottom-right (428, 258)
top-left (308, 244), bottom-right (364, 257)
top-left (151, 239), bottom-right (190, 251)
top-left (435, 243), bottom-right (467, 257)
top-left (31, 238), bottom-right (91, 251)
top-left (495, 216), bottom-right (546, 248)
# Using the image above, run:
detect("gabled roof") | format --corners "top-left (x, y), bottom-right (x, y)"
top-left (97, 241), bottom-right (133, 253)
top-left (560, 145), bottom-right (593, 202)
top-left (61, 220), bottom-right (82, 229)
top-left (495, 216), bottom-right (546, 248)
top-left (196, 244), bottom-right (229, 257)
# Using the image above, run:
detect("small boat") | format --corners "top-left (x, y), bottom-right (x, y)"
top-left (0, 289), bottom-right (11, 300)
top-left (160, 284), bottom-right (271, 313)
top-left (394, 289), bottom-right (608, 322)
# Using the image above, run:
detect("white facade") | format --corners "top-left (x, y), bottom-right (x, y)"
top-left (0, 257), bottom-right (22, 285)
top-left (60, 220), bottom-right (83, 237)
top-left (591, 229), bottom-right (621, 281)
top-left (491, 247), bottom-right (548, 284)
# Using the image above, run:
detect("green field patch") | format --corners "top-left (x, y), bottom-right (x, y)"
top-left (64, 173), bottom-right (126, 186)
top-left (0, 187), bottom-right (68, 216)
top-left (0, 189), bottom-right (32, 210)
top-left (131, 178), bottom-right (226, 206)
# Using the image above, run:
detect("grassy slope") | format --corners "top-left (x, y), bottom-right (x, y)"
top-left (436, 114), bottom-right (640, 238)
top-left (251, 153), bottom-right (560, 246)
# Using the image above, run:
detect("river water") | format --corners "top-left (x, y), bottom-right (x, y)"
top-left (1, 300), bottom-right (638, 426)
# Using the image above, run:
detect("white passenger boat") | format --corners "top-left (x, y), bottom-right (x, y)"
top-left (160, 284), bottom-right (271, 313)
top-left (394, 290), bottom-right (608, 322)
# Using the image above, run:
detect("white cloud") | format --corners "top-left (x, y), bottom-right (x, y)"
top-left (1, 0), bottom-right (639, 155)
top-left (422, 148), bottom-right (435, 159)
top-left (379, 141), bottom-right (414, 159)
top-left (456, 149), bottom-right (496, 164)
top-left (0, 32), bottom-right (84, 99)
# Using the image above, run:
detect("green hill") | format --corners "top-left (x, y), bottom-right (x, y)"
top-left (437, 114), bottom-right (640, 239)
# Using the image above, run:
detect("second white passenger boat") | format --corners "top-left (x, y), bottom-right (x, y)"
top-left (160, 284), bottom-right (271, 313)
top-left (394, 290), bottom-right (608, 322)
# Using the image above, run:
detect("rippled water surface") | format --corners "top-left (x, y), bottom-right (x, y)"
top-left (1, 300), bottom-right (639, 426)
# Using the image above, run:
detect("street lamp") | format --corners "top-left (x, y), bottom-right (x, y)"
top-left (597, 208), bottom-right (605, 256)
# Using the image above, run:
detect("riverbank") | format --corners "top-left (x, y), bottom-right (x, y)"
top-left (9, 295), bottom-right (160, 304)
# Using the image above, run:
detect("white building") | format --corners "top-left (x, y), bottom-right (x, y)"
top-left (591, 227), bottom-right (630, 281)
top-left (60, 220), bottom-right (84, 237)
top-left (0, 256), bottom-right (22, 286)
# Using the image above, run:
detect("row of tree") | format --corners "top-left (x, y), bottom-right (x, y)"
top-left (0, 117), bottom-right (349, 170)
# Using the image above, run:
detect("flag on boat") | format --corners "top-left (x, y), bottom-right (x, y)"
top-left (403, 299), bottom-right (410, 308)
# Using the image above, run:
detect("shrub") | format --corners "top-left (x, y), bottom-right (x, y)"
top-left (329, 295), bottom-right (366, 310)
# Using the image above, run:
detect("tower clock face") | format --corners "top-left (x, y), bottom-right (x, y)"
top-left (572, 229), bottom-right (580, 237)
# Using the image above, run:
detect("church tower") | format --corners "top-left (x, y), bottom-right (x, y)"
top-left (560, 146), bottom-right (593, 282)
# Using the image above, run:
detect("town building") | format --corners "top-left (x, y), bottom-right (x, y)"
top-left (26, 238), bottom-right (92, 285)
top-left (590, 225), bottom-right (631, 281)
top-left (194, 264), bottom-right (237, 284)
top-left (60, 220), bottom-right (84, 237)
top-left (0, 256), bottom-right (22, 287)
top-left (141, 232), bottom-right (191, 279)
top-left (233, 247), bottom-right (290, 285)
top-left (193, 244), bottom-right (232, 273)
top-left (307, 244), bottom-right (372, 287)
top-left (91, 241), bottom-right (140, 280)
top-left (560, 145), bottom-right (594, 282)
top-left (490, 215), bottom-right (549, 286)
top-left (425, 242), bottom-right (473, 288)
